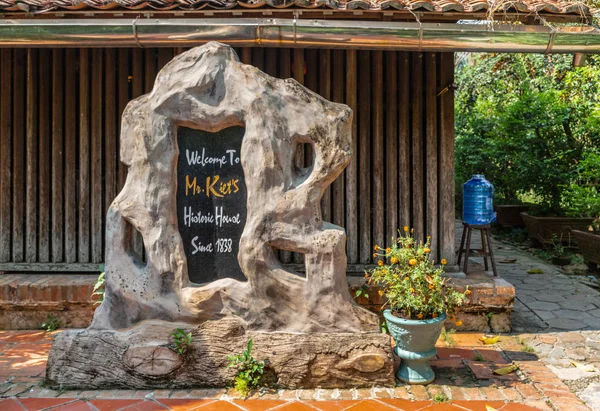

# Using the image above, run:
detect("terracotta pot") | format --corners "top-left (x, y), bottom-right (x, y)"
top-left (383, 309), bottom-right (445, 385)
top-left (520, 213), bottom-right (594, 246)
top-left (572, 230), bottom-right (600, 272)
top-left (494, 205), bottom-right (530, 228)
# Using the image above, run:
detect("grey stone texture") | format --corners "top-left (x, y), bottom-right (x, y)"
top-left (46, 42), bottom-right (394, 390)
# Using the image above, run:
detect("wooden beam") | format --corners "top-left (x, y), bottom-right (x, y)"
top-left (425, 52), bottom-right (439, 258)
top-left (64, 49), bottom-right (77, 263)
top-left (345, 50), bottom-right (358, 263)
top-left (78, 48), bottom-right (91, 263)
top-left (372, 50), bottom-right (384, 250)
top-left (411, 53), bottom-right (424, 241)
top-left (358, 50), bottom-right (371, 263)
top-left (91, 49), bottom-right (103, 264)
top-left (25, 49), bottom-right (38, 263)
top-left (38, 49), bottom-right (51, 263)
top-left (385, 52), bottom-right (398, 248)
top-left (398, 52), bottom-right (411, 231)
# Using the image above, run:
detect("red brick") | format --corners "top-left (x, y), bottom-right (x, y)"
top-left (480, 386), bottom-right (506, 401)
top-left (447, 387), bottom-right (467, 401)
top-left (476, 349), bottom-right (508, 363)
top-left (500, 387), bottom-right (523, 401)
top-left (409, 385), bottom-right (429, 400)
top-left (515, 384), bottom-right (542, 400)
top-left (461, 387), bottom-right (485, 400)
top-left (437, 348), bottom-right (476, 360)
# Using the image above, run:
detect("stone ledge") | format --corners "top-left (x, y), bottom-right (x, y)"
top-left (0, 273), bottom-right (514, 333)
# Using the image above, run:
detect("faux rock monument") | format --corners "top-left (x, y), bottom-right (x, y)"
top-left (46, 42), bottom-right (394, 389)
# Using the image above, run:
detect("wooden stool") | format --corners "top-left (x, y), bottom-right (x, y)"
top-left (457, 222), bottom-right (498, 276)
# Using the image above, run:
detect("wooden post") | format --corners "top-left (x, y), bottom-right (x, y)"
top-left (91, 49), bottom-right (103, 264)
top-left (439, 53), bottom-right (456, 264)
top-left (0, 50), bottom-right (12, 263)
top-left (385, 52), bottom-right (398, 247)
top-left (64, 49), bottom-right (77, 263)
top-left (425, 53), bottom-right (438, 258)
top-left (358, 51), bottom-right (371, 263)
top-left (398, 52), bottom-right (411, 231)
top-left (25, 49), bottom-right (38, 263)
top-left (345, 50), bottom-right (358, 264)
top-left (52, 49), bottom-right (65, 262)
top-left (411, 53), bottom-right (424, 242)
top-left (372, 51), bottom-right (384, 250)
top-left (37, 49), bottom-right (51, 263)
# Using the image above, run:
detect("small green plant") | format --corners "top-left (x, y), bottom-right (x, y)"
top-left (523, 345), bottom-right (535, 353)
top-left (355, 283), bottom-right (370, 300)
top-left (41, 314), bottom-right (61, 332)
top-left (551, 234), bottom-right (566, 257)
top-left (92, 271), bottom-right (106, 304)
top-left (440, 327), bottom-right (456, 348)
top-left (433, 393), bottom-right (449, 403)
top-left (227, 339), bottom-right (265, 398)
top-left (171, 328), bottom-right (193, 355)
top-left (473, 352), bottom-right (485, 362)
top-left (380, 319), bottom-right (388, 334)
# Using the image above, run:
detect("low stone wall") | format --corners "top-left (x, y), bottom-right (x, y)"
top-left (0, 273), bottom-right (514, 332)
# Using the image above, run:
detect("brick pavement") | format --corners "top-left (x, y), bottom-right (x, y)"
top-left (0, 330), bottom-right (590, 411)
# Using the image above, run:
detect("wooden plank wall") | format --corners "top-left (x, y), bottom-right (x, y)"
top-left (0, 47), bottom-right (455, 273)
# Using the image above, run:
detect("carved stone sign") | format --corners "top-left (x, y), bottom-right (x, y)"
top-left (176, 126), bottom-right (247, 283)
top-left (46, 42), bottom-right (394, 390)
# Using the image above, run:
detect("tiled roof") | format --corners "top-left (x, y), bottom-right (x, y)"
top-left (0, 0), bottom-right (592, 14)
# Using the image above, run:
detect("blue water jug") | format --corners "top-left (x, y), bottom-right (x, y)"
top-left (463, 174), bottom-right (496, 225)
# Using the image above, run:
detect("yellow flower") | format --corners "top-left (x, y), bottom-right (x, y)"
top-left (410, 287), bottom-right (415, 293)
top-left (377, 260), bottom-right (384, 267)
top-left (417, 313), bottom-right (423, 319)
top-left (424, 248), bottom-right (431, 253)
top-left (428, 284), bottom-right (434, 290)
top-left (373, 253), bottom-right (378, 258)
top-left (364, 273), bottom-right (369, 279)
top-left (391, 257), bottom-right (399, 264)
top-left (449, 315), bottom-right (456, 321)
top-left (441, 259), bottom-right (447, 265)
top-left (465, 289), bottom-right (472, 295)
top-left (427, 235), bottom-right (431, 239)
top-left (403, 226), bottom-right (409, 232)
top-left (385, 247), bottom-right (392, 253)
top-left (409, 259), bottom-right (417, 266)
top-left (432, 312), bottom-right (438, 318)
top-left (374, 245), bottom-right (380, 251)
top-left (381, 268), bottom-right (387, 274)
top-left (378, 290), bottom-right (384, 296)
top-left (455, 320), bottom-right (463, 327)
top-left (404, 277), bottom-right (409, 281)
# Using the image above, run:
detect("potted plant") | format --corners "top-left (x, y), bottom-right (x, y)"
top-left (572, 216), bottom-right (600, 272)
top-left (367, 227), bottom-right (469, 385)
top-left (550, 234), bottom-right (571, 266)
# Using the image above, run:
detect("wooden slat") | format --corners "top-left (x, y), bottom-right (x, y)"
top-left (105, 49), bottom-right (117, 214)
top-left (439, 52), bottom-right (455, 264)
top-left (319, 49), bottom-right (332, 224)
top-left (38, 49), bottom-right (51, 263)
top-left (411, 53), bottom-right (424, 241)
top-left (358, 50), bottom-right (371, 263)
top-left (0, 50), bottom-right (12, 262)
top-left (0, 263), bottom-right (101, 272)
top-left (25, 49), bottom-right (38, 263)
top-left (91, 49), bottom-right (103, 264)
top-left (117, 49), bottom-right (130, 191)
top-left (398, 52), bottom-right (411, 231)
top-left (280, 49), bottom-right (291, 79)
top-left (144, 49), bottom-right (157, 93)
top-left (11, 50), bottom-right (25, 262)
top-left (241, 48), bottom-right (252, 65)
top-left (425, 52), bottom-right (438, 257)
top-left (51, 49), bottom-right (65, 262)
top-left (157, 48), bottom-right (173, 71)
top-left (64, 49), bottom-right (77, 263)
top-left (385, 52), bottom-right (398, 247)
top-left (78, 48), bottom-right (91, 263)
top-left (132, 49), bottom-right (144, 99)
top-left (292, 49), bottom-right (305, 265)
top-left (265, 48), bottom-right (277, 77)
top-left (252, 47), bottom-right (265, 72)
top-left (345, 50), bottom-right (358, 263)
top-left (372, 51), bottom-right (384, 251)
top-left (332, 50), bottom-right (345, 230)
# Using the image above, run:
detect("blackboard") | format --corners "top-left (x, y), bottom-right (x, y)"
top-left (176, 126), bottom-right (247, 284)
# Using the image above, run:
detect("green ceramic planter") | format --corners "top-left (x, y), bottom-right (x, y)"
top-left (383, 309), bottom-right (446, 385)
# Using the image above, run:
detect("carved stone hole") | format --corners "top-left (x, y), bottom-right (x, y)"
top-left (46, 42), bottom-right (394, 389)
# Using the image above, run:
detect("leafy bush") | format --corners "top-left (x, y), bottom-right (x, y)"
top-left (227, 339), bottom-right (265, 397)
top-left (171, 328), bottom-right (193, 355)
top-left (366, 227), bottom-right (468, 322)
top-left (455, 53), bottom-right (600, 216)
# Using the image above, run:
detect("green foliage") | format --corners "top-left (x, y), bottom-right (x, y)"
top-left (354, 283), bottom-right (370, 300)
top-left (473, 352), bottom-right (485, 362)
top-left (440, 327), bottom-right (456, 347)
top-left (367, 228), bottom-right (468, 321)
top-left (92, 271), bottom-right (105, 304)
top-left (227, 339), bottom-right (265, 397)
top-left (455, 53), bottom-right (600, 216)
top-left (551, 234), bottom-right (567, 257)
top-left (41, 314), bottom-right (60, 332)
top-left (171, 328), bottom-right (193, 356)
top-left (433, 393), bottom-right (449, 403)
